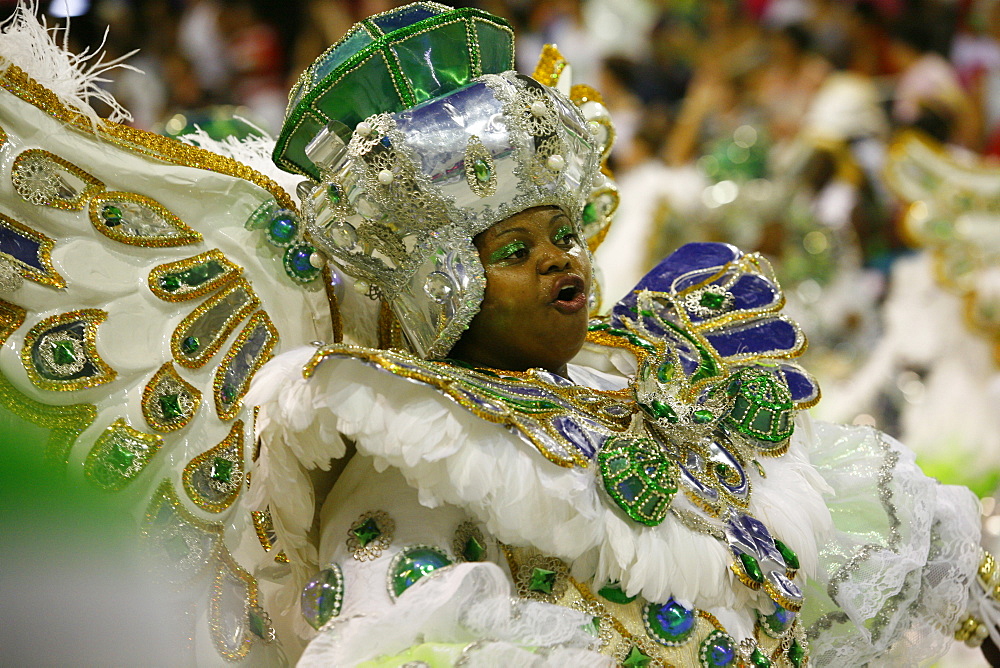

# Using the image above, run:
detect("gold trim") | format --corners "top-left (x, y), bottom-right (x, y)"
top-left (0, 213), bottom-right (66, 288)
top-left (0, 64), bottom-right (296, 211)
top-left (10, 148), bottom-right (104, 210)
top-left (148, 249), bottom-right (241, 302)
top-left (141, 362), bottom-right (201, 432)
top-left (21, 308), bottom-right (117, 391)
top-left (532, 44), bottom-right (568, 88)
top-left (0, 297), bottom-right (26, 344)
top-left (83, 418), bottom-right (163, 491)
top-left (209, 546), bottom-right (265, 661)
top-left (141, 479), bottom-right (225, 585)
top-left (87, 190), bottom-right (202, 247)
top-left (213, 310), bottom-right (278, 420)
top-left (171, 279), bottom-right (260, 369)
top-left (182, 420), bottom-right (245, 513)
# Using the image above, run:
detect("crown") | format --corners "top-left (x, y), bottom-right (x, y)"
top-left (281, 5), bottom-right (618, 359)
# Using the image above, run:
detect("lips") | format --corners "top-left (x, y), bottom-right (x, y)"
top-left (549, 274), bottom-right (587, 314)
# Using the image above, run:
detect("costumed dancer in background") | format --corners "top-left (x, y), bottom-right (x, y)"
top-left (1, 3), bottom-right (999, 667)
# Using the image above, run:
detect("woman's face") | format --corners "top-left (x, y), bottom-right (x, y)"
top-left (447, 206), bottom-right (592, 374)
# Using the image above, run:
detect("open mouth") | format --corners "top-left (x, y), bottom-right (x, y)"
top-left (550, 275), bottom-right (587, 313)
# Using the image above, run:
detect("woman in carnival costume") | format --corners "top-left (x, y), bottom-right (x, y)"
top-left (0, 3), bottom-right (997, 666)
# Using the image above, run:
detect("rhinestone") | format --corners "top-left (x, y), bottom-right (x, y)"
top-left (598, 582), bottom-right (637, 604)
top-left (209, 457), bottom-right (234, 484)
top-left (351, 518), bottom-right (381, 546)
top-left (159, 393), bottom-right (184, 420)
top-left (301, 567), bottom-right (343, 630)
top-left (693, 409), bottom-right (714, 423)
top-left (527, 567), bottom-right (557, 594)
top-left (266, 211), bottom-right (298, 245)
top-left (102, 204), bottom-right (122, 220)
top-left (284, 243), bottom-right (321, 282)
top-left (774, 539), bottom-right (799, 570)
top-left (462, 535), bottom-right (486, 562)
top-left (646, 598), bottom-right (696, 644)
top-left (750, 647), bottom-right (771, 667)
top-left (52, 339), bottom-right (77, 365)
top-left (739, 552), bottom-right (764, 583)
top-left (391, 547), bottom-right (452, 597)
top-left (699, 291), bottom-right (727, 310)
top-left (473, 159), bottom-right (491, 183)
top-left (327, 183), bottom-right (342, 204)
top-left (760, 605), bottom-right (795, 636)
top-left (160, 274), bottom-right (182, 291)
top-left (701, 632), bottom-right (737, 666)
top-left (622, 645), bottom-right (652, 668)
top-left (377, 169), bottom-right (394, 185)
top-left (247, 606), bottom-right (270, 640)
top-left (546, 154), bottom-right (565, 171)
top-left (220, 384), bottom-right (237, 403)
top-left (107, 443), bottom-right (137, 472)
top-left (423, 272), bottom-right (453, 303)
top-left (788, 639), bottom-right (806, 667)
top-left (181, 336), bottom-right (200, 354)
top-left (530, 100), bottom-right (548, 117)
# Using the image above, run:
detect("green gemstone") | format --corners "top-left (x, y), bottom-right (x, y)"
top-left (391, 547), bottom-right (452, 597)
top-left (598, 582), bottom-right (637, 605)
top-left (715, 462), bottom-right (732, 478)
top-left (107, 443), bottom-right (137, 472)
top-left (751, 409), bottom-right (774, 434)
top-left (209, 457), bottom-right (234, 483)
top-left (159, 393), bottom-right (184, 420)
top-left (650, 400), bottom-right (677, 421)
top-left (693, 409), bottom-right (714, 423)
top-left (788, 639), bottom-right (806, 667)
top-left (102, 204), bottom-right (122, 220)
top-left (181, 336), bottom-right (200, 354)
top-left (656, 363), bottom-right (673, 383)
top-left (774, 539), bottom-right (799, 570)
top-left (739, 552), bottom-right (764, 583)
top-left (473, 158), bottom-right (491, 183)
top-left (605, 455), bottom-right (629, 476)
top-left (52, 340), bottom-right (77, 365)
top-left (582, 201), bottom-right (598, 225)
top-left (622, 645), bottom-right (652, 668)
top-left (159, 274), bottom-right (182, 291)
top-left (750, 648), bottom-right (771, 668)
top-left (248, 606), bottom-right (269, 640)
top-left (462, 535), bottom-right (486, 562)
top-left (351, 517), bottom-right (381, 546)
top-left (527, 567), bottom-right (557, 594)
top-left (220, 384), bottom-right (237, 403)
top-left (699, 291), bottom-right (727, 310)
top-left (327, 184), bottom-right (342, 204)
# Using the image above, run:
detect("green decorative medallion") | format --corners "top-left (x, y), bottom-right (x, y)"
top-left (347, 510), bottom-right (394, 561)
top-left (724, 368), bottom-right (794, 446)
top-left (528, 567), bottom-right (557, 594)
top-left (598, 436), bottom-right (676, 526)
top-left (84, 419), bottom-right (163, 491)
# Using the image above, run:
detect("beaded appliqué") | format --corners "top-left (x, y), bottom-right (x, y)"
top-left (643, 598), bottom-right (697, 647)
top-left (170, 279), bottom-right (260, 369)
top-left (685, 285), bottom-right (735, 319)
top-left (347, 510), bottom-right (394, 561)
top-left (11, 149), bottom-right (104, 209)
top-left (22, 309), bottom-right (117, 391)
top-left (598, 436), bottom-right (677, 526)
top-left (464, 135), bottom-right (497, 198)
top-left (88, 191), bottom-right (202, 247)
top-left (142, 479), bottom-right (224, 585)
top-left (301, 564), bottom-right (344, 629)
top-left (214, 310), bottom-right (278, 420)
top-left (210, 547), bottom-right (273, 661)
top-left (453, 521), bottom-right (489, 562)
top-left (142, 362), bottom-right (201, 432)
top-left (84, 418), bottom-right (162, 491)
top-left (148, 249), bottom-right (241, 302)
top-left (182, 420), bottom-right (245, 513)
top-left (513, 554), bottom-right (569, 604)
top-left (387, 545), bottom-right (453, 599)
top-left (0, 213), bottom-right (66, 288)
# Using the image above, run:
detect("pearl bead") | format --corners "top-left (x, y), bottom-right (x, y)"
top-left (588, 121), bottom-right (601, 135)
top-left (353, 280), bottom-right (369, 294)
top-left (378, 169), bottom-right (394, 184)
top-left (356, 121), bottom-right (372, 136)
top-left (530, 100), bottom-right (548, 117)
top-left (309, 252), bottom-right (326, 269)
top-left (547, 154), bottom-right (566, 171)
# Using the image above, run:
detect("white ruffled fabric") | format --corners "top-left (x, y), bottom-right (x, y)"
top-left (248, 346), bottom-right (832, 642)
top-left (299, 561), bottom-right (611, 667)
top-left (801, 420), bottom-right (995, 666)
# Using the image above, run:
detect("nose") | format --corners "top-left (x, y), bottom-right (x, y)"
top-left (537, 240), bottom-right (572, 275)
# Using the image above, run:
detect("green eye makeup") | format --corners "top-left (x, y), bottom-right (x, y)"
top-left (554, 225), bottom-right (575, 243)
top-left (489, 240), bottom-right (527, 264)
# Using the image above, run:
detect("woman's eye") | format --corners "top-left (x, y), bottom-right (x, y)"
top-left (553, 225), bottom-right (578, 245)
top-left (489, 241), bottom-right (529, 263)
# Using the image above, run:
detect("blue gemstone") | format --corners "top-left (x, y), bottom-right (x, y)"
top-left (762, 605), bottom-right (796, 635)
top-left (391, 547), bottom-right (452, 597)
top-left (267, 212), bottom-right (298, 245)
top-left (284, 243), bottom-right (320, 282)
top-left (617, 475), bottom-right (644, 502)
top-left (704, 634), bottom-right (737, 666)
top-left (647, 598), bottom-right (695, 644)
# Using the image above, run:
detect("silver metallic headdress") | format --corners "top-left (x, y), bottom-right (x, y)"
top-left (279, 5), bottom-right (616, 358)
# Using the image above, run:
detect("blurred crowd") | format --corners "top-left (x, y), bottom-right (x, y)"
top-left (6, 0), bottom-right (1000, 489)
